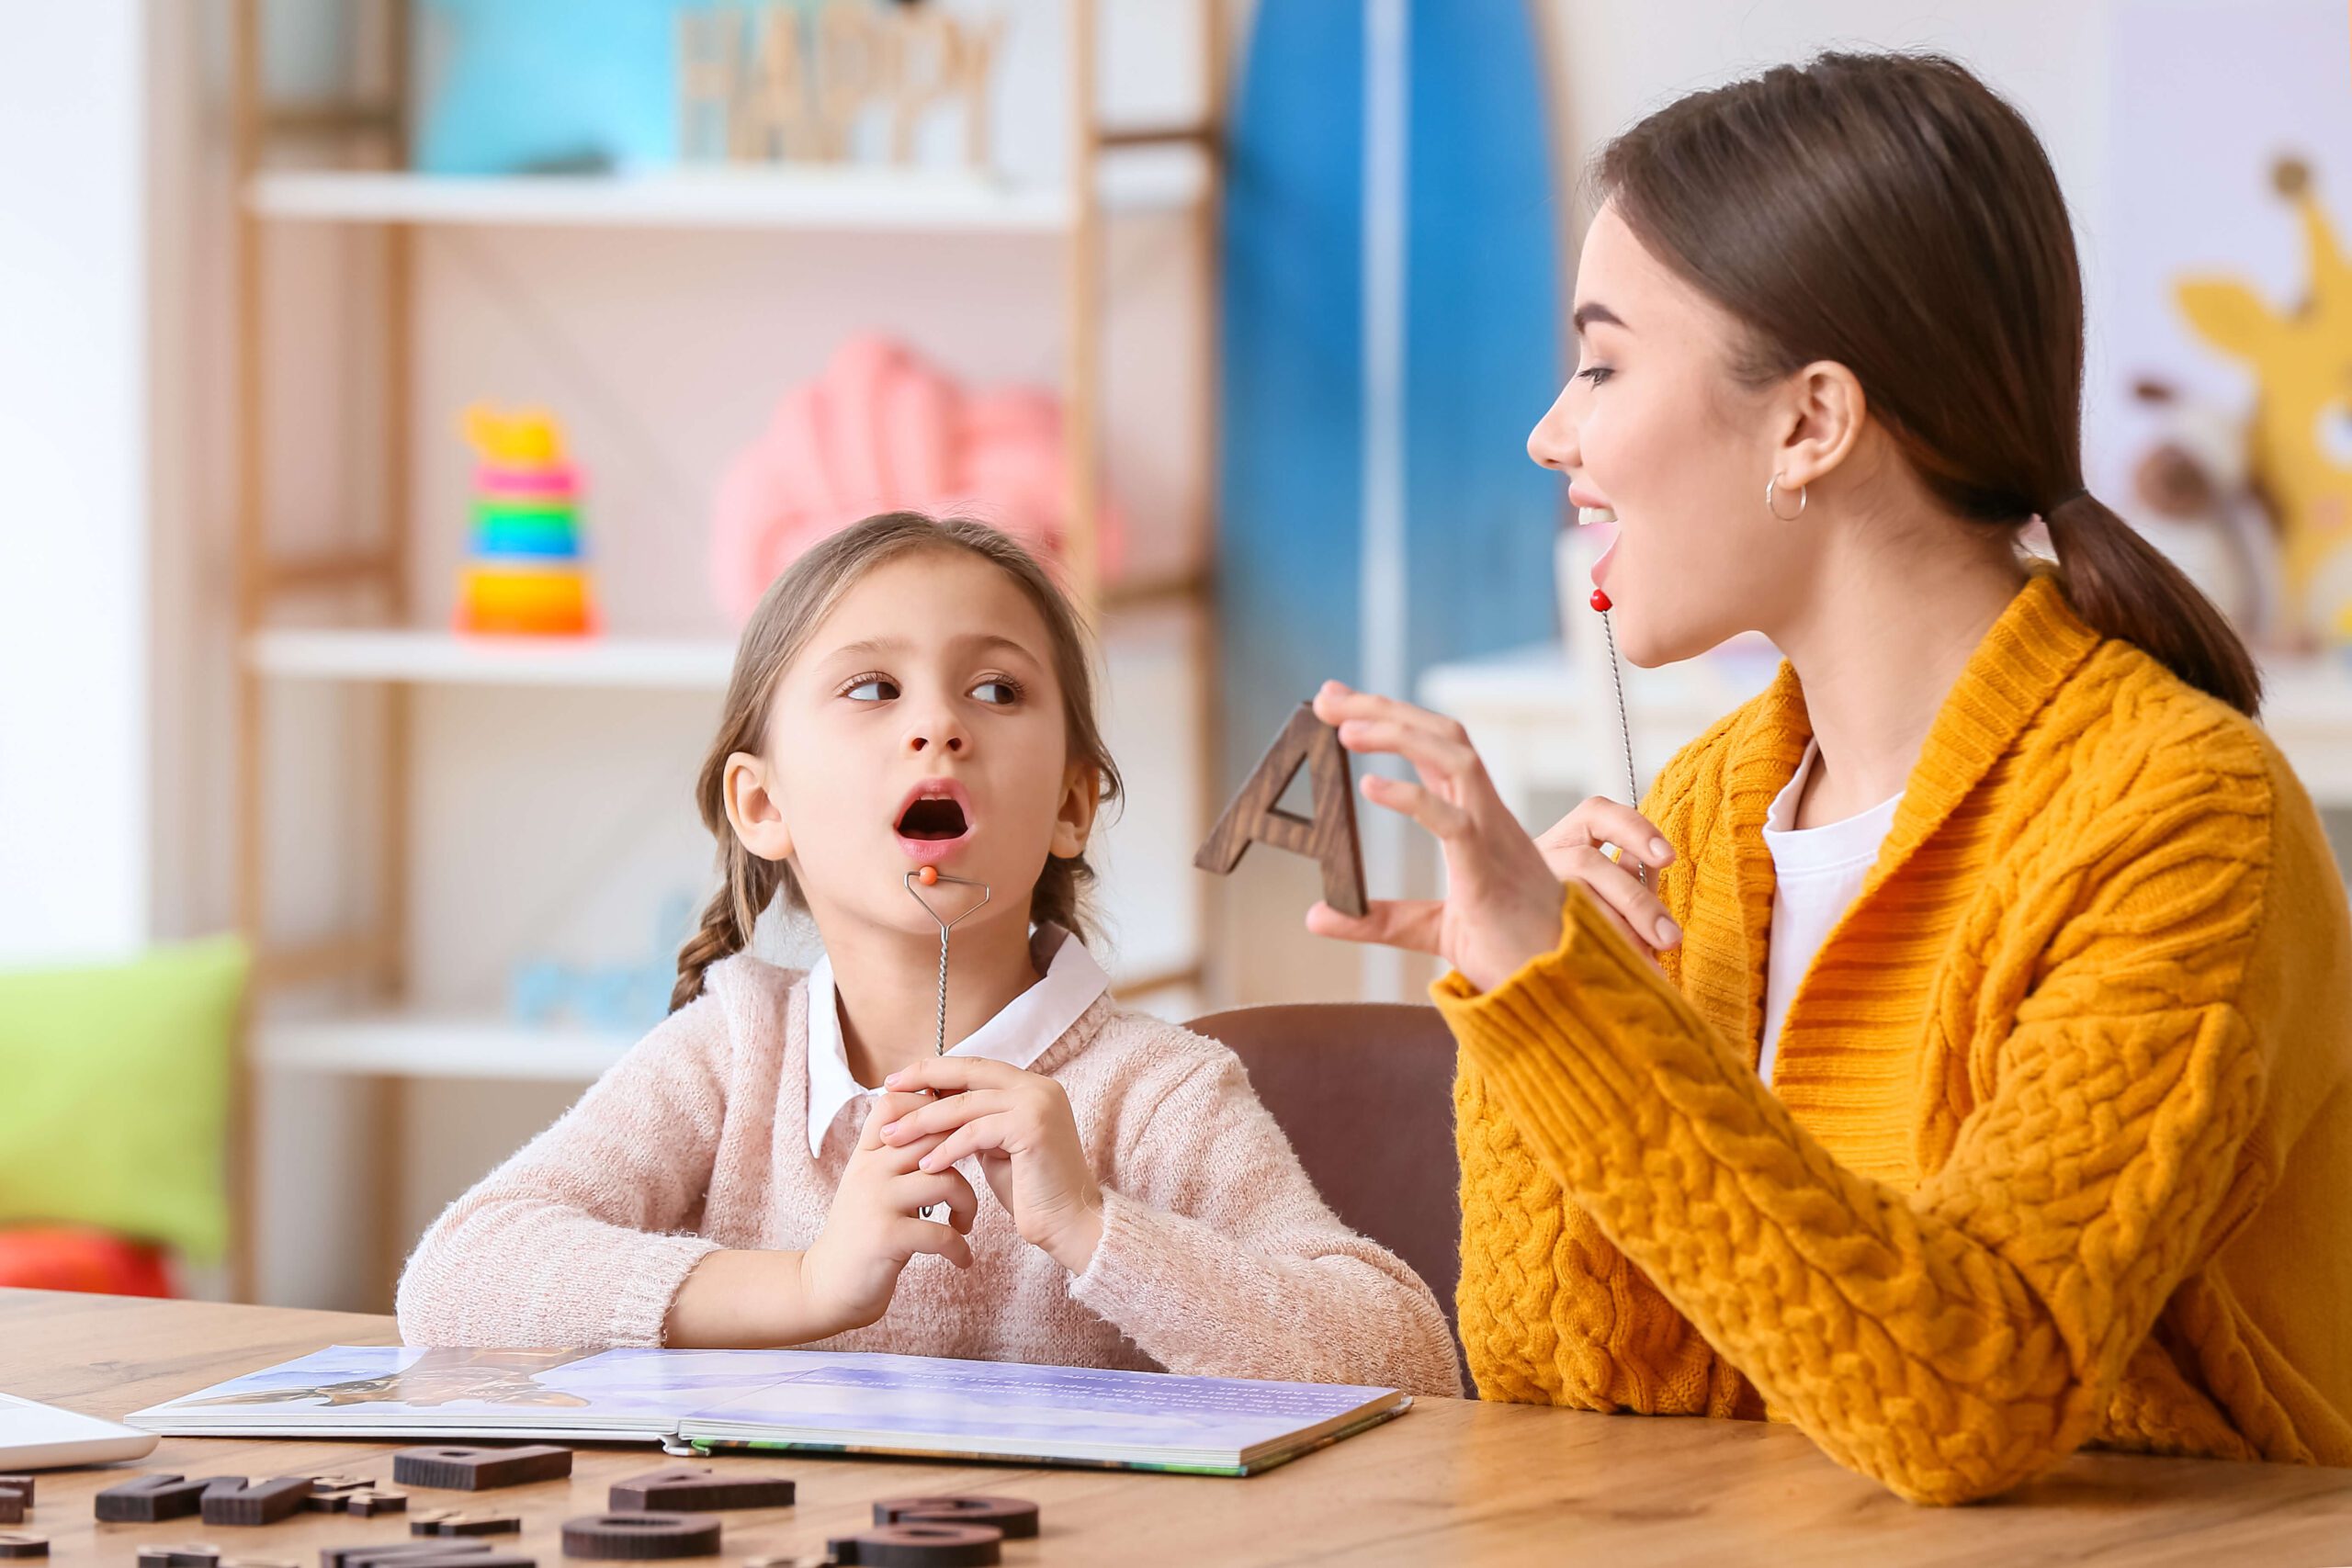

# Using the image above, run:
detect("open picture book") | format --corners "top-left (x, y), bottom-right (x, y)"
top-left (127, 1345), bottom-right (1412, 1478)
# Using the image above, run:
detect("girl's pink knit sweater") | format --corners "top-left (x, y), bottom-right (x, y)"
top-left (394, 953), bottom-right (1464, 1397)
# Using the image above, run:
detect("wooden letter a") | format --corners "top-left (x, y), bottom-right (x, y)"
top-left (1193, 703), bottom-right (1368, 917)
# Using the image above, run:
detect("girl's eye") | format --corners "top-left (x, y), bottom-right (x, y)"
top-left (969, 678), bottom-right (1022, 705)
top-left (843, 676), bottom-right (899, 703)
top-left (1575, 365), bottom-right (1613, 386)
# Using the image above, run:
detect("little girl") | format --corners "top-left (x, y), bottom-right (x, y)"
top-left (396, 512), bottom-right (1461, 1396)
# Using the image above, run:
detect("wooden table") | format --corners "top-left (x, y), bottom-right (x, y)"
top-left (7, 1290), bottom-right (2352, 1567)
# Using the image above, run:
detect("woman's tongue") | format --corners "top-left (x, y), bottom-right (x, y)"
top-left (1584, 513), bottom-right (1622, 588)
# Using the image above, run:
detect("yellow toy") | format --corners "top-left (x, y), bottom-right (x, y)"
top-left (2177, 158), bottom-right (2352, 642)
top-left (456, 404), bottom-right (597, 637)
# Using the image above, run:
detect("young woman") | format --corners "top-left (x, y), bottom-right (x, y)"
top-left (1311, 51), bottom-right (2352, 1502)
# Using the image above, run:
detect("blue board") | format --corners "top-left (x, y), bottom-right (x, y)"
top-left (1217, 0), bottom-right (1564, 785)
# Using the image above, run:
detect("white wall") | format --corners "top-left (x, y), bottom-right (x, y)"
top-left (0, 0), bottom-right (153, 961)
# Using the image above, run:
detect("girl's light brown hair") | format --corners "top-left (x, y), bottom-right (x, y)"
top-left (671, 512), bottom-right (1124, 1011)
top-left (1595, 50), bottom-right (2261, 716)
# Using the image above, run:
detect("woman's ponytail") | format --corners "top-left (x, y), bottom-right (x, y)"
top-left (2043, 490), bottom-right (2263, 716)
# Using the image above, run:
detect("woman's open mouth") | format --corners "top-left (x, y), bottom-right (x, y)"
top-left (1580, 504), bottom-right (1621, 589)
top-left (894, 779), bottom-right (975, 864)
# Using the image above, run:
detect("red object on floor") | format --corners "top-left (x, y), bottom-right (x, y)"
top-left (0, 1226), bottom-right (172, 1296)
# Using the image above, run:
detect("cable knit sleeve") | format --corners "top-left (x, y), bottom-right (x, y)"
top-left (1453, 1062), bottom-right (1745, 1414)
top-left (394, 993), bottom-right (735, 1348)
top-left (1067, 1049), bottom-right (1464, 1397)
top-left (1454, 719), bottom-right (1749, 1416)
top-left (1434, 770), bottom-right (2274, 1504)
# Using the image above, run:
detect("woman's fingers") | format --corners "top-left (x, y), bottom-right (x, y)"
top-left (1359, 772), bottom-right (1469, 839)
top-left (1315, 682), bottom-right (1497, 775)
top-left (1313, 679), bottom-right (1456, 738)
top-left (1330, 716), bottom-right (1481, 790)
top-left (1555, 844), bottom-right (1680, 952)
top-left (1576, 882), bottom-right (1662, 957)
top-left (1305, 897), bottom-right (1443, 953)
top-left (1537, 795), bottom-right (1676, 868)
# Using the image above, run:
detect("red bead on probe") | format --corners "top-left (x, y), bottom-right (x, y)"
top-left (1589, 588), bottom-right (1612, 613)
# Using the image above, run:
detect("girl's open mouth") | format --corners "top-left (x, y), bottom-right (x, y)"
top-left (894, 779), bottom-right (975, 863)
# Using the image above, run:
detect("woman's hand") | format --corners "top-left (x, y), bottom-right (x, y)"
top-left (878, 1059), bottom-right (1105, 1275)
top-left (1306, 680), bottom-right (1681, 992)
top-left (797, 1091), bottom-right (981, 1336)
top-left (1528, 795), bottom-right (1684, 958)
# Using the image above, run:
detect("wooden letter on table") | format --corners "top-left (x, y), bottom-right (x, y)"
top-left (1195, 703), bottom-right (1369, 918)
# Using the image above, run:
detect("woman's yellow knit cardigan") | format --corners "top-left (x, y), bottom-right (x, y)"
top-left (1437, 573), bottom-right (2352, 1504)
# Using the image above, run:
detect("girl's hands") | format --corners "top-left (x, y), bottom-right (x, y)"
top-left (878, 1059), bottom-right (1104, 1275)
top-left (1306, 680), bottom-right (1681, 992)
top-left (797, 1091), bottom-right (980, 1337)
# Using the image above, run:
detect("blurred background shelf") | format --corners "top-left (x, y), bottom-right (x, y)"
top-left (244, 564), bottom-right (1207, 686)
top-left (254, 1012), bottom-right (637, 1082)
top-left (245, 156), bottom-right (1209, 231)
top-left (247, 627), bottom-right (737, 690)
top-left (1424, 639), bottom-right (2352, 820)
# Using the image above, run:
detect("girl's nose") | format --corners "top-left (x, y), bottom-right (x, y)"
top-left (906, 722), bottom-right (967, 756)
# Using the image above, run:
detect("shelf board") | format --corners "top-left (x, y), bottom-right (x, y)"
top-left (254, 1013), bottom-right (639, 1082)
top-left (247, 575), bottom-right (1206, 691)
top-left (246, 159), bottom-right (1206, 233)
top-left (248, 627), bottom-right (736, 690)
top-left (255, 971), bottom-right (1204, 1080)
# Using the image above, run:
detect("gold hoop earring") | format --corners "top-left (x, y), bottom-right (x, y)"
top-left (1765, 473), bottom-right (1808, 521)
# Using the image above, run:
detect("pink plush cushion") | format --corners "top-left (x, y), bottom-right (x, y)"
top-left (710, 335), bottom-right (1125, 623)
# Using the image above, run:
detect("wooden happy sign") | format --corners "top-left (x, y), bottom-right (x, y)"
top-left (679, 2), bottom-right (1004, 168)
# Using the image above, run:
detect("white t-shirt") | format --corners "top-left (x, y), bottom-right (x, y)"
top-left (1757, 741), bottom-right (1904, 1088)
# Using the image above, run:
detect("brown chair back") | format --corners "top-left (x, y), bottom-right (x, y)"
top-left (1183, 1002), bottom-right (1464, 1367)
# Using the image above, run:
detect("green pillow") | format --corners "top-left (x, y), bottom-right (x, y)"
top-left (0, 935), bottom-right (247, 1261)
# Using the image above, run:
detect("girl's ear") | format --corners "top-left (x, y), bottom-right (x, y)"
top-left (722, 750), bottom-right (796, 863)
top-left (1772, 358), bottom-right (1868, 494)
top-left (1047, 760), bottom-right (1100, 861)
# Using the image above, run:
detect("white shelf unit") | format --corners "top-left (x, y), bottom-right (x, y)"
top-left (254, 1013), bottom-right (638, 1083)
top-left (248, 627), bottom-right (737, 690)
top-left (228, 0), bottom-right (1227, 1304)
top-left (1423, 640), bottom-right (2352, 825)
top-left (247, 157), bottom-right (1208, 231)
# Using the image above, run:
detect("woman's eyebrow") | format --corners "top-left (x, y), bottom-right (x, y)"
top-left (1572, 301), bottom-right (1628, 334)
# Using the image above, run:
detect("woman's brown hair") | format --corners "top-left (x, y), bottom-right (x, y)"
top-left (670, 512), bottom-right (1124, 1011)
top-left (1595, 50), bottom-right (2261, 716)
